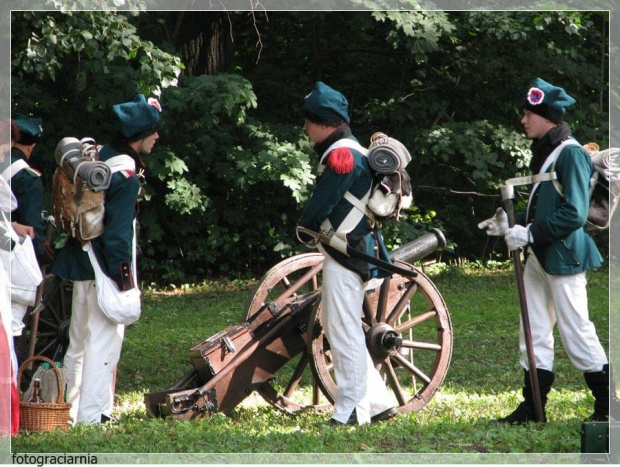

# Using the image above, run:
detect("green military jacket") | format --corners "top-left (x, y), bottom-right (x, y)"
top-left (517, 140), bottom-right (603, 275)
top-left (299, 129), bottom-right (392, 282)
top-left (51, 143), bottom-right (141, 290)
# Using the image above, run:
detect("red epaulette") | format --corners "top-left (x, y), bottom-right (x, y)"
top-left (327, 147), bottom-right (355, 174)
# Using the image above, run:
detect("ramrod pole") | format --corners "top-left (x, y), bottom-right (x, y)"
top-left (501, 183), bottom-right (545, 423)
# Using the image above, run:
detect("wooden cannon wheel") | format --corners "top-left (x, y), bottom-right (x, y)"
top-left (245, 253), bottom-right (453, 416)
top-left (308, 262), bottom-right (453, 414)
top-left (244, 252), bottom-right (332, 413)
top-left (16, 275), bottom-right (73, 368)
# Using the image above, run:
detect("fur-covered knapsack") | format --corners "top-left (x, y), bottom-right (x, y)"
top-left (51, 137), bottom-right (135, 242)
top-left (318, 132), bottom-right (413, 227)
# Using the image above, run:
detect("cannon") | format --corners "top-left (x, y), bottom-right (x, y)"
top-left (145, 229), bottom-right (452, 420)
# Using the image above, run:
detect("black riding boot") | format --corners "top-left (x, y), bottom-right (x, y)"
top-left (495, 369), bottom-right (555, 424)
top-left (584, 364), bottom-right (610, 422)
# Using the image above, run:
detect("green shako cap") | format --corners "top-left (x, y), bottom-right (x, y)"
top-left (13, 113), bottom-right (43, 145)
top-left (523, 77), bottom-right (576, 124)
top-left (302, 81), bottom-right (350, 125)
top-left (112, 94), bottom-right (162, 138)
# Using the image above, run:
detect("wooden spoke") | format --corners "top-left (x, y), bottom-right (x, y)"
top-left (308, 262), bottom-right (452, 414)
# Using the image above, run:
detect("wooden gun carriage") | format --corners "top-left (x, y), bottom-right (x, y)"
top-left (145, 229), bottom-right (453, 420)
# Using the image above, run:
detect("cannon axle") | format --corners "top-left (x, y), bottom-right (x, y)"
top-left (367, 323), bottom-right (403, 359)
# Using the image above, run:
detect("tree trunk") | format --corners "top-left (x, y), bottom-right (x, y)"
top-left (169, 12), bottom-right (231, 76)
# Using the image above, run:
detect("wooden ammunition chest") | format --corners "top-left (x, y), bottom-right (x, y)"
top-left (189, 323), bottom-right (253, 382)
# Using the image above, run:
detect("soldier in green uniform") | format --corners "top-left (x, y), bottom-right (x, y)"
top-left (479, 78), bottom-right (610, 423)
top-left (52, 94), bottom-right (162, 424)
top-left (297, 82), bottom-right (397, 426)
top-left (0, 114), bottom-right (53, 338)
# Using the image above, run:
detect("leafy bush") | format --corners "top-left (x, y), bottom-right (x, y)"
top-left (140, 74), bottom-right (315, 282)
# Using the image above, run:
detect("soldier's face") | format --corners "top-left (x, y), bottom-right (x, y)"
top-left (303, 119), bottom-right (332, 144)
top-left (521, 110), bottom-right (555, 140)
top-left (138, 131), bottom-right (159, 155)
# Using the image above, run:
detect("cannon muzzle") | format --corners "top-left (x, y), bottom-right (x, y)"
top-left (390, 228), bottom-right (446, 264)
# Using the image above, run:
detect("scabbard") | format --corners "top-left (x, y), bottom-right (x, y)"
top-left (295, 226), bottom-right (416, 277)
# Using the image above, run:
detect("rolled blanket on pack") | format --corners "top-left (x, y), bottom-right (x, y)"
top-left (55, 137), bottom-right (112, 191)
top-left (75, 160), bottom-right (112, 190)
top-left (590, 148), bottom-right (620, 180)
top-left (367, 132), bottom-right (412, 174)
top-left (590, 149), bottom-right (610, 173)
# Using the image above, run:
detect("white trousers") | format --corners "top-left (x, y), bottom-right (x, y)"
top-left (519, 251), bottom-right (608, 372)
top-left (321, 252), bottom-right (395, 424)
top-left (63, 280), bottom-right (125, 424)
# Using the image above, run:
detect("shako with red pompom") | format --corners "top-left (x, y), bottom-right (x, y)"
top-left (326, 147), bottom-right (355, 174)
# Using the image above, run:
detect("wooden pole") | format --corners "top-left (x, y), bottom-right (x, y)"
top-left (501, 185), bottom-right (545, 423)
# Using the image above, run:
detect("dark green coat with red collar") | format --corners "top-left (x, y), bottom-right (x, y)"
top-left (298, 127), bottom-right (392, 282)
top-left (1, 148), bottom-right (54, 265)
top-left (51, 143), bottom-right (141, 290)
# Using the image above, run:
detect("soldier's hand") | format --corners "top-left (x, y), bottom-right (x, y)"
top-left (504, 224), bottom-right (533, 251)
top-left (12, 222), bottom-right (34, 239)
top-left (477, 208), bottom-right (509, 236)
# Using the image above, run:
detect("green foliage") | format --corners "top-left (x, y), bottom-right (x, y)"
top-left (405, 121), bottom-right (532, 258)
top-left (10, 10), bottom-right (609, 283)
top-left (11, 11), bottom-right (182, 112)
top-left (375, 10), bottom-right (456, 60)
top-left (139, 74), bottom-right (316, 283)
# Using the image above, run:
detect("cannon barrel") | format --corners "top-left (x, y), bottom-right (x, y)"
top-left (390, 228), bottom-right (446, 264)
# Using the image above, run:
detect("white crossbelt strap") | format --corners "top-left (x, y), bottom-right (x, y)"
top-left (1, 159), bottom-right (30, 182)
top-left (105, 155), bottom-right (136, 174)
top-left (508, 172), bottom-right (558, 187)
top-left (318, 139), bottom-right (374, 234)
top-left (105, 155), bottom-right (140, 197)
top-left (526, 138), bottom-right (580, 220)
top-left (320, 188), bottom-right (372, 235)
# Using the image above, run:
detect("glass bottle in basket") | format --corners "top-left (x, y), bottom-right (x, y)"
top-left (28, 378), bottom-right (44, 403)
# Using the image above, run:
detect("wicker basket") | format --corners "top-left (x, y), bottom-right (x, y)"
top-left (18, 356), bottom-right (71, 432)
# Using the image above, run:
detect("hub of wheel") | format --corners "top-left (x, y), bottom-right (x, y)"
top-left (366, 323), bottom-right (402, 359)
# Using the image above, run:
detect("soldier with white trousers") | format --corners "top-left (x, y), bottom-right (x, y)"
top-left (479, 78), bottom-right (610, 424)
top-left (52, 94), bottom-right (162, 424)
top-left (298, 81), bottom-right (397, 426)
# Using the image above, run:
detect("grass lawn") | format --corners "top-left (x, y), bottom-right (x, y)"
top-left (8, 260), bottom-right (611, 463)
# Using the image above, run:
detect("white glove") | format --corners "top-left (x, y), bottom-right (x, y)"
top-left (477, 208), bottom-right (509, 236)
top-left (504, 224), bottom-right (533, 251)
